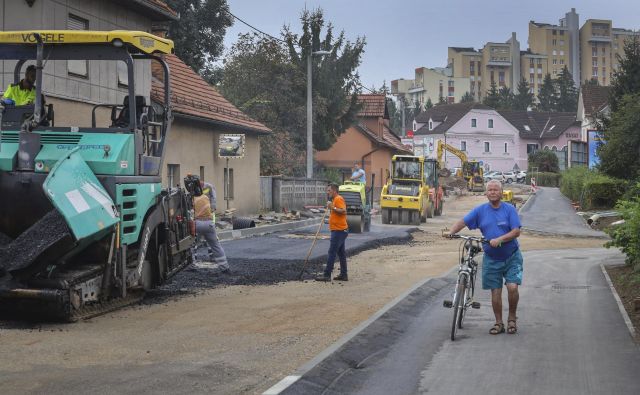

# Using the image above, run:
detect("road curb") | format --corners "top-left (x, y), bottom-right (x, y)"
top-left (218, 218), bottom-right (322, 241)
top-left (600, 263), bottom-right (637, 340)
top-left (517, 188), bottom-right (537, 214)
top-left (262, 264), bottom-right (459, 395)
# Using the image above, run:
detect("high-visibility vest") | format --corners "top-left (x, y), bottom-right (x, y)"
top-left (2, 82), bottom-right (36, 106)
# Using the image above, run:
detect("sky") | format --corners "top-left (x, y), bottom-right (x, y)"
top-left (223, 1), bottom-right (640, 90)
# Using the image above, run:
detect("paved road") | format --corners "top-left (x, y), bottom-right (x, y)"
top-left (520, 187), bottom-right (606, 237)
top-left (281, 248), bottom-right (640, 395)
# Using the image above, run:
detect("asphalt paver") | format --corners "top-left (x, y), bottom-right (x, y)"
top-left (282, 248), bottom-right (639, 395)
top-left (520, 187), bottom-right (607, 238)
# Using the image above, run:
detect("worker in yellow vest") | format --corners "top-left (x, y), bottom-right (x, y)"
top-left (1, 65), bottom-right (36, 106)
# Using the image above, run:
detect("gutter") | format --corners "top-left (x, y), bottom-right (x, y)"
top-left (173, 112), bottom-right (271, 135)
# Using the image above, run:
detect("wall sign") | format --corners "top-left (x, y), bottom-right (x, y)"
top-left (218, 134), bottom-right (245, 158)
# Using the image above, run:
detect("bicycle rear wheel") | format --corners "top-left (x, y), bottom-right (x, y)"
top-left (450, 279), bottom-right (466, 341)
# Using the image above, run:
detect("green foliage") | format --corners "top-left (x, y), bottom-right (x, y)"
top-left (584, 78), bottom-right (600, 86)
top-left (559, 166), bottom-right (590, 201)
top-left (537, 73), bottom-right (556, 111)
top-left (555, 66), bottom-right (578, 112)
top-left (605, 187), bottom-right (640, 269)
top-left (460, 92), bottom-right (474, 103)
top-left (525, 172), bottom-right (561, 187)
top-left (317, 167), bottom-right (344, 185)
top-left (387, 97), bottom-right (402, 135)
top-left (166, 0), bottom-right (233, 83)
top-left (610, 35), bottom-right (640, 113)
top-left (582, 175), bottom-right (628, 209)
top-left (425, 98), bottom-right (433, 109)
top-left (483, 81), bottom-right (500, 108)
top-left (283, 9), bottom-right (366, 151)
top-left (412, 99), bottom-right (422, 119)
top-left (597, 93), bottom-right (640, 179)
top-left (497, 87), bottom-right (514, 109)
top-left (560, 167), bottom-right (628, 209)
top-left (528, 150), bottom-right (559, 173)
top-left (512, 78), bottom-right (534, 111)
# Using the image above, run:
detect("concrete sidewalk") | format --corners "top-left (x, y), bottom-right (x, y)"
top-left (520, 187), bottom-right (607, 238)
top-left (276, 248), bottom-right (640, 394)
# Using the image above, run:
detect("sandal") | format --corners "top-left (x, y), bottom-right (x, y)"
top-left (507, 319), bottom-right (517, 334)
top-left (489, 322), bottom-right (505, 335)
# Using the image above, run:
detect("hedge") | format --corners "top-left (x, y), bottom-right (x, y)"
top-left (525, 172), bottom-right (561, 187)
top-left (559, 167), bottom-right (627, 210)
top-left (606, 185), bottom-right (640, 271)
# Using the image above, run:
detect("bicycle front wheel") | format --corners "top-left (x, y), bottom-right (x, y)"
top-left (458, 279), bottom-right (469, 329)
top-left (450, 279), bottom-right (466, 341)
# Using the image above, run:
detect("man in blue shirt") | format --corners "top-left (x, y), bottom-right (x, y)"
top-left (350, 163), bottom-right (366, 183)
top-left (446, 180), bottom-right (522, 335)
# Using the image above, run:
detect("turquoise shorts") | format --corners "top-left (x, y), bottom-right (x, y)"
top-left (482, 249), bottom-right (523, 290)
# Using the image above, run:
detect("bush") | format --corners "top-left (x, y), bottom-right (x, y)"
top-left (317, 167), bottom-right (345, 185)
top-left (606, 187), bottom-right (640, 270)
top-left (525, 172), bottom-right (561, 187)
top-left (528, 150), bottom-right (559, 173)
top-left (582, 175), bottom-right (628, 209)
top-left (560, 166), bottom-right (590, 202)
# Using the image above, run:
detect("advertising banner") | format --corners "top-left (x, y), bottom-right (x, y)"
top-left (218, 134), bottom-right (245, 158)
top-left (587, 130), bottom-right (602, 169)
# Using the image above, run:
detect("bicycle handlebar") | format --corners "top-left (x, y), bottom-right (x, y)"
top-left (447, 234), bottom-right (488, 243)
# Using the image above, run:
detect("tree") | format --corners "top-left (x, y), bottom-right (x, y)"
top-left (438, 95), bottom-right (447, 105)
top-left (425, 98), bottom-right (433, 109)
top-left (610, 34), bottom-right (640, 112)
top-left (220, 34), bottom-right (306, 175)
top-left (555, 66), bottom-right (578, 112)
top-left (597, 93), bottom-right (640, 179)
top-left (528, 150), bottom-right (559, 173)
top-left (497, 87), bottom-right (514, 110)
top-left (387, 97), bottom-right (402, 135)
top-left (512, 78), bottom-right (534, 111)
top-left (283, 8), bottom-right (366, 151)
top-left (460, 91), bottom-right (474, 103)
top-left (584, 78), bottom-right (600, 86)
top-left (166, 0), bottom-right (233, 83)
top-left (483, 81), bottom-right (500, 109)
top-left (598, 35), bottom-right (640, 179)
top-left (537, 73), bottom-right (556, 111)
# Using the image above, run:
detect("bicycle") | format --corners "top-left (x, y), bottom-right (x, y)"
top-left (443, 234), bottom-right (486, 341)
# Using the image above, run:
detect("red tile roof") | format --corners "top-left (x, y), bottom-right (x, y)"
top-left (357, 94), bottom-right (388, 118)
top-left (151, 54), bottom-right (270, 134)
top-left (355, 123), bottom-right (412, 154)
top-left (581, 85), bottom-right (611, 117)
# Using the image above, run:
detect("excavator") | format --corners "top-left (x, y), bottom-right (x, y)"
top-left (0, 31), bottom-right (195, 321)
top-left (436, 140), bottom-right (485, 192)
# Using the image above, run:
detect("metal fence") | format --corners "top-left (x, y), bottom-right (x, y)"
top-left (260, 176), bottom-right (328, 212)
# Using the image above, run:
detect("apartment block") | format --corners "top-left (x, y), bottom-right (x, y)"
top-left (482, 33), bottom-right (521, 93)
top-left (448, 47), bottom-right (483, 100)
top-left (390, 67), bottom-right (471, 109)
top-left (520, 51), bottom-right (548, 96)
top-left (528, 8), bottom-right (580, 86)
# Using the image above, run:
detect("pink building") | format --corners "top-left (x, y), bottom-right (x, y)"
top-left (412, 103), bottom-right (583, 171)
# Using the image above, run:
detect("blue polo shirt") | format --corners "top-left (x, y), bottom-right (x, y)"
top-left (463, 202), bottom-right (521, 260)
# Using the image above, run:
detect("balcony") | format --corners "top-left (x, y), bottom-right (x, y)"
top-left (408, 83), bottom-right (425, 93)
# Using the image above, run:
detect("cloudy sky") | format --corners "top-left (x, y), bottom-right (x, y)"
top-left (223, 0), bottom-right (640, 90)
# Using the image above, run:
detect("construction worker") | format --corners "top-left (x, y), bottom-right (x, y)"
top-left (1, 65), bottom-right (36, 106)
top-left (190, 176), bottom-right (229, 273)
top-left (200, 180), bottom-right (217, 213)
top-left (316, 183), bottom-right (349, 282)
top-left (350, 162), bottom-right (366, 183)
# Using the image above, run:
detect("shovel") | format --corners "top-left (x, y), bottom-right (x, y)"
top-left (298, 208), bottom-right (329, 280)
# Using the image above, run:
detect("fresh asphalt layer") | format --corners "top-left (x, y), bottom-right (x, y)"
top-left (519, 187), bottom-right (607, 238)
top-left (277, 248), bottom-right (640, 395)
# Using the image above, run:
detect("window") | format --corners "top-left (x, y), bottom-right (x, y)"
top-left (537, 59), bottom-right (543, 65)
top-left (526, 144), bottom-right (538, 154)
top-left (67, 14), bottom-right (89, 77)
top-left (167, 164), bottom-right (180, 188)
top-left (530, 67), bottom-right (534, 73)
top-left (224, 168), bottom-right (234, 200)
top-left (592, 68), bottom-right (598, 77)
top-left (477, 61), bottom-right (482, 76)
top-left (602, 57), bottom-right (606, 66)
top-left (490, 70), bottom-right (495, 83)
top-left (488, 119), bottom-right (494, 128)
top-left (559, 50), bottom-right (564, 56)
top-left (530, 75), bottom-right (534, 84)
top-left (504, 142), bottom-right (508, 153)
top-left (592, 46), bottom-right (598, 56)
top-left (470, 61), bottom-right (475, 74)
top-left (553, 59), bottom-right (557, 65)
top-left (560, 40), bottom-right (565, 46)
top-left (552, 29), bottom-right (557, 35)
top-left (484, 142), bottom-right (490, 153)
top-left (461, 141), bottom-right (467, 151)
top-left (552, 50), bottom-right (557, 55)
top-left (498, 71), bottom-right (505, 84)
top-left (602, 47), bottom-right (606, 54)
top-left (560, 59), bottom-right (565, 65)
top-left (428, 121), bottom-right (433, 131)
top-left (471, 118), bottom-right (477, 127)
top-left (560, 30), bottom-right (564, 36)
top-left (552, 39), bottom-right (557, 46)
top-left (592, 59), bottom-right (598, 67)
top-left (537, 67), bottom-right (543, 74)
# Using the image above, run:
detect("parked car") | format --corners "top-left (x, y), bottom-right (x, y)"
top-left (503, 171), bottom-right (518, 184)
top-left (484, 171), bottom-right (504, 182)
top-left (516, 171), bottom-right (527, 183)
